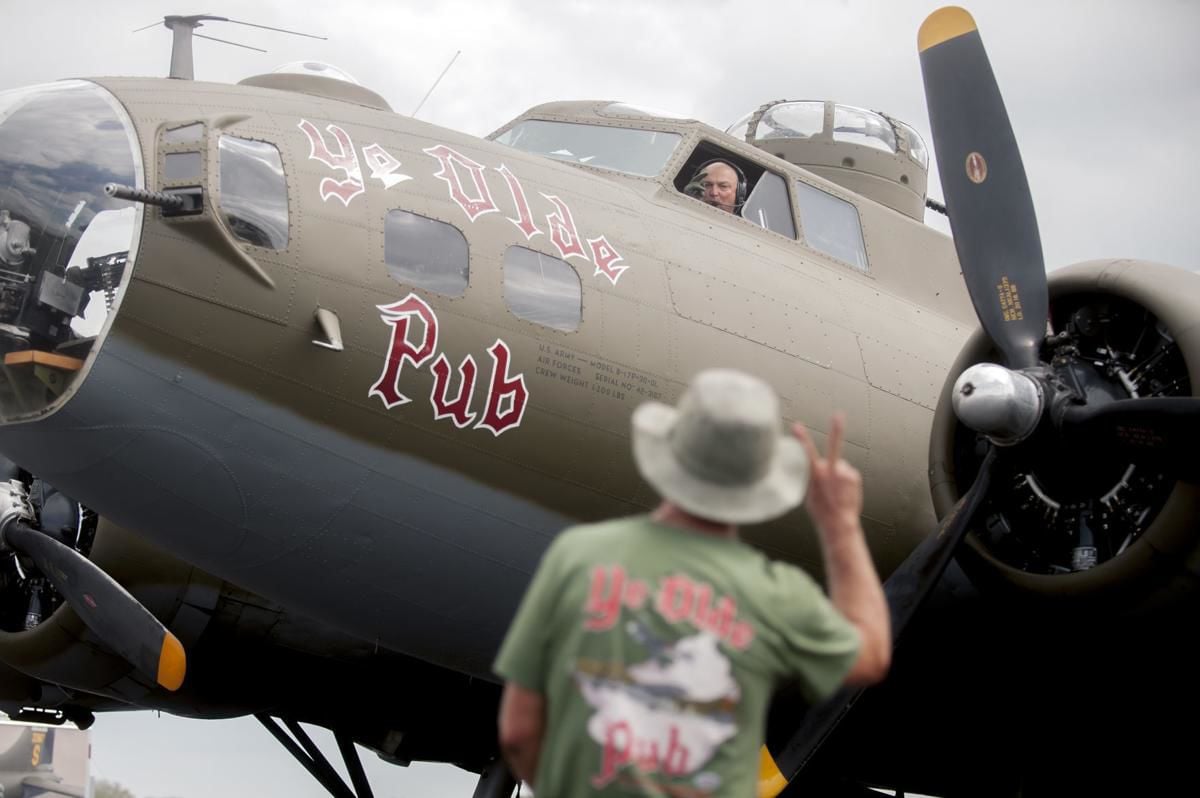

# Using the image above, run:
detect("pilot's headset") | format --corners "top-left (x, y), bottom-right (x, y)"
top-left (686, 159), bottom-right (747, 209)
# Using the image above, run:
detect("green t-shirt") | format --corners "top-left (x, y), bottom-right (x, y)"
top-left (494, 515), bottom-right (860, 798)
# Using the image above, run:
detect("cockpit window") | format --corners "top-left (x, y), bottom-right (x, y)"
top-left (794, 180), bottom-right (868, 271)
top-left (742, 171), bottom-right (796, 239)
top-left (218, 136), bottom-right (289, 250)
top-left (493, 120), bottom-right (681, 177)
top-left (676, 147), bottom-right (795, 238)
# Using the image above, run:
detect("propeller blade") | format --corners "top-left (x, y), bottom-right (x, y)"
top-left (918, 7), bottom-right (1048, 369)
top-left (762, 449), bottom-right (998, 793)
top-left (1060, 397), bottom-right (1200, 478)
top-left (3, 522), bottom-right (186, 691)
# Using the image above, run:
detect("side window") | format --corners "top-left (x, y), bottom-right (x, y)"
top-left (794, 180), bottom-right (868, 271)
top-left (217, 136), bottom-right (288, 250)
top-left (384, 210), bottom-right (468, 297)
top-left (164, 152), bottom-right (202, 182)
top-left (741, 171), bottom-right (796, 239)
top-left (503, 247), bottom-right (581, 332)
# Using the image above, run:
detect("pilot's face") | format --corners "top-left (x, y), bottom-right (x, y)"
top-left (700, 163), bottom-right (739, 213)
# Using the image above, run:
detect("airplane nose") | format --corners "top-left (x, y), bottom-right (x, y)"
top-left (0, 80), bottom-right (142, 422)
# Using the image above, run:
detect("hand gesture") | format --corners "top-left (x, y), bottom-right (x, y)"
top-left (793, 412), bottom-right (864, 539)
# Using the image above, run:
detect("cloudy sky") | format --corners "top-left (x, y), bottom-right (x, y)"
top-left (2, 0), bottom-right (1198, 795)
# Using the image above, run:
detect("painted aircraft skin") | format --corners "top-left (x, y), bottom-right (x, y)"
top-left (0, 7), bottom-right (1195, 796)
top-left (0, 75), bottom-right (976, 679)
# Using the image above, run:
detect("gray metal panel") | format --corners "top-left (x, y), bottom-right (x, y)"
top-left (0, 335), bottom-right (569, 679)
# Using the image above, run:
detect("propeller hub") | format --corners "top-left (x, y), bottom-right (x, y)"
top-left (953, 363), bottom-right (1043, 445)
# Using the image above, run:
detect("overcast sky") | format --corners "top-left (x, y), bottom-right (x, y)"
top-left (3, 0), bottom-right (1198, 796)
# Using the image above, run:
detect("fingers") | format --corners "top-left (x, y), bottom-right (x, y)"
top-left (792, 422), bottom-right (820, 468)
top-left (796, 415), bottom-right (849, 471)
top-left (826, 412), bottom-right (845, 466)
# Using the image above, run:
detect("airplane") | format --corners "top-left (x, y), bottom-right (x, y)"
top-left (0, 6), bottom-right (1195, 797)
top-left (0, 723), bottom-right (84, 798)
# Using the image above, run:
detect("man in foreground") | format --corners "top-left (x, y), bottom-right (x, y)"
top-left (495, 369), bottom-right (891, 797)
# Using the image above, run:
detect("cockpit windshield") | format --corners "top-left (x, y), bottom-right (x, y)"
top-left (0, 80), bottom-right (142, 420)
top-left (493, 120), bottom-right (682, 177)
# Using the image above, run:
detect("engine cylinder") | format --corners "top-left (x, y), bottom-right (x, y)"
top-left (929, 259), bottom-right (1200, 606)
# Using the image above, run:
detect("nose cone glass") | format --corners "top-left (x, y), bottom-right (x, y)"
top-left (0, 80), bottom-right (142, 421)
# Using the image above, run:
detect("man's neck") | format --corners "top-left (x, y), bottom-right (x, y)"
top-left (651, 502), bottom-right (738, 539)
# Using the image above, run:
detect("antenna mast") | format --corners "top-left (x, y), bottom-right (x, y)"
top-left (133, 14), bottom-right (326, 80)
top-left (411, 50), bottom-right (462, 119)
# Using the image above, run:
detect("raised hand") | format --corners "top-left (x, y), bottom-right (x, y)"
top-left (793, 412), bottom-right (864, 539)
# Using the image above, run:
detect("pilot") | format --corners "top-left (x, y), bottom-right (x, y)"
top-left (494, 369), bottom-right (891, 797)
top-left (685, 159), bottom-right (746, 214)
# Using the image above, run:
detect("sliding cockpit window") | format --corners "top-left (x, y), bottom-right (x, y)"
top-left (493, 120), bottom-right (682, 177)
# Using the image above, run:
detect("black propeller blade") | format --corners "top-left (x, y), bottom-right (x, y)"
top-left (1059, 397), bottom-right (1200, 478)
top-left (2, 520), bottom-right (186, 691)
top-left (919, 6), bottom-right (1047, 370)
top-left (766, 450), bottom-right (997, 792)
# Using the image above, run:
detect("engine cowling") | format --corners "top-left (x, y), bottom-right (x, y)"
top-left (929, 259), bottom-right (1200, 607)
top-left (0, 510), bottom-right (223, 710)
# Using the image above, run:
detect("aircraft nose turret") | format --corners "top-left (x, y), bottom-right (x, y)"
top-left (0, 80), bottom-right (142, 421)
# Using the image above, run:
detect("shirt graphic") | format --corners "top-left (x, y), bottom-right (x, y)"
top-left (575, 563), bottom-right (754, 795)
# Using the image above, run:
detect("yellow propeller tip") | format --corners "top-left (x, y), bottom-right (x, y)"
top-left (757, 746), bottom-right (788, 798)
top-left (157, 632), bottom-right (186, 692)
top-left (919, 6), bottom-right (978, 52)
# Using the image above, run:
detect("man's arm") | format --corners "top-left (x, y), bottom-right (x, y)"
top-left (794, 414), bottom-right (891, 686)
top-left (498, 681), bottom-right (546, 786)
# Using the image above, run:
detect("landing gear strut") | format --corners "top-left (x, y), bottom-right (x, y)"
top-left (257, 714), bottom-right (519, 798)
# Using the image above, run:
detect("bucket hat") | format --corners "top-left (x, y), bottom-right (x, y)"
top-left (632, 369), bottom-right (808, 524)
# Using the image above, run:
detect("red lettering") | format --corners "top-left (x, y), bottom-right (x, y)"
top-left (362, 142), bottom-right (412, 189)
top-left (475, 339), bottom-right (528, 436)
top-left (729, 621), bottom-right (755, 650)
top-left (662, 726), bottom-right (690, 776)
top-left (657, 574), bottom-right (695, 623)
top-left (592, 721), bottom-right (632, 788)
top-left (691, 584), bottom-right (716, 633)
top-left (585, 565), bottom-right (626, 631)
top-left (634, 738), bottom-right (661, 773)
top-left (496, 164), bottom-right (541, 240)
top-left (424, 144), bottom-right (498, 221)
top-left (368, 294), bottom-right (439, 409)
top-left (622, 578), bottom-right (649, 610)
top-left (297, 119), bottom-right (365, 206)
top-left (540, 193), bottom-right (588, 260)
top-left (591, 722), bottom-right (691, 787)
top-left (651, 573), bottom-right (750, 648)
top-left (588, 235), bottom-right (628, 285)
top-left (711, 596), bottom-right (737, 640)
top-left (429, 353), bottom-right (477, 428)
